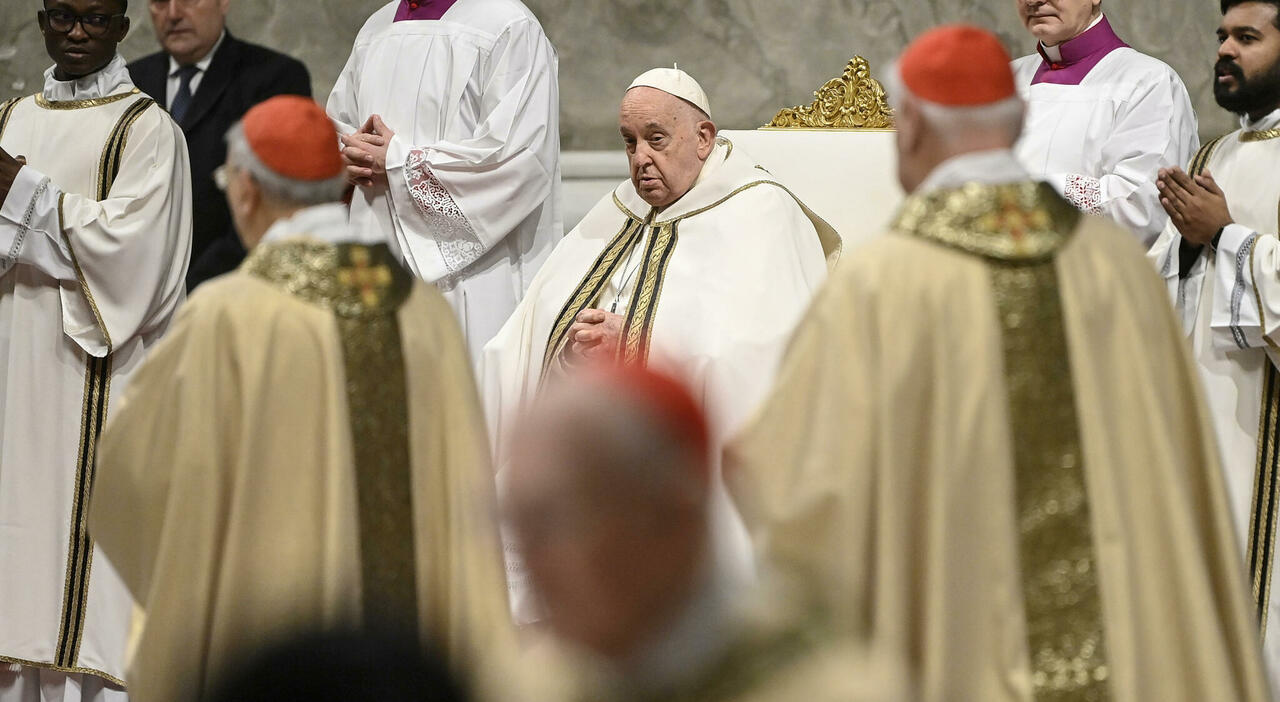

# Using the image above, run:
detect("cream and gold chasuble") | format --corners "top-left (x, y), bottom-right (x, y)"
top-left (91, 228), bottom-right (513, 702)
top-left (730, 181), bottom-right (1269, 702)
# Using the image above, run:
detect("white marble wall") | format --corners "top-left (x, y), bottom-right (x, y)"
top-left (0, 0), bottom-right (1238, 146)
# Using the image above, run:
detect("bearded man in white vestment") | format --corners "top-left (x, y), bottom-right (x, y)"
top-left (327, 0), bottom-right (562, 366)
top-left (0, 0), bottom-right (192, 699)
top-left (729, 24), bottom-right (1269, 702)
top-left (1148, 0), bottom-right (1280, 692)
top-left (1012, 0), bottom-right (1198, 243)
top-left (482, 68), bottom-right (840, 622)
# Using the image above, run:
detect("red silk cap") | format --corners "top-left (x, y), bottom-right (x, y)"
top-left (900, 24), bottom-right (1016, 106)
top-left (241, 96), bottom-right (343, 181)
top-left (607, 364), bottom-right (710, 471)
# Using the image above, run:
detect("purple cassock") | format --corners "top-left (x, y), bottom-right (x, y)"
top-left (394, 0), bottom-right (460, 22)
top-left (1031, 16), bottom-right (1130, 86)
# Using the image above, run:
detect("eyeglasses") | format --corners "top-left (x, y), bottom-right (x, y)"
top-left (39, 9), bottom-right (126, 38)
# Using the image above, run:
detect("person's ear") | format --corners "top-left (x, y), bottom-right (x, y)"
top-left (897, 100), bottom-right (924, 155)
top-left (695, 120), bottom-right (716, 160)
top-left (112, 16), bottom-right (131, 42)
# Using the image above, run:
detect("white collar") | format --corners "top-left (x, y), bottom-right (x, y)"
top-left (1040, 13), bottom-right (1105, 62)
top-left (41, 53), bottom-right (132, 102)
top-left (1241, 107), bottom-right (1280, 132)
top-left (259, 203), bottom-right (375, 246)
top-left (916, 148), bottom-right (1031, 194)
top-left (168, 29), bottom-right (226, 77)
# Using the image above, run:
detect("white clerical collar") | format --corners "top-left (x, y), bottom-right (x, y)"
top-left (168, 29), bottom-right (225, 78)
top-left (1040, 13), bottom-right (1105, 62)
top-left (42, 53), bottom-right (133, 102)
top-left (260, 202), bottom-right (377, 246)
top-left (916, 148), bottom-right (1031, 194)
top-left (1241, 107), bottom-right (1280, 132)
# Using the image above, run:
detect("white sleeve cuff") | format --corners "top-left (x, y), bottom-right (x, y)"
top-left (1212, 224), bottom-right (1265, 350)
top-left (0, 167), bottom-right (57, 269)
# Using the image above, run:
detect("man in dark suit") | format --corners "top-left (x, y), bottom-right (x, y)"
top-left (129, 0), bottom-right (310, 290)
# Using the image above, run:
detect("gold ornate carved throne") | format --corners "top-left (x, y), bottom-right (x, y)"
top-left (720, 56), bottom-right (903, 252)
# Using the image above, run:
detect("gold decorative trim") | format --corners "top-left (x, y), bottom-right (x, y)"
top-left (620, 222), bottom-right (678, 366)
top-left (1242, 128), bottom-right (1280, 143)
top-left (892, 182), bottom-right (1079, 262)
top-left (1190, 135), bottom-right (1227, 176)
top-left (0, 96), bottom-right (26, 142)
top-left (35, 88), bottom-right (140, 110)
top-left (540, 216), bottom-right (647, 377)
top-left (56, 353), bottom-right (112, 670)
top-left (1249, 365), bottom-right (1280, 634)
top-left (244, 241), bottom-right (414, 318)
top-left (765, 56), bottom-right (894, 129)
top-left (0, 655), bottom-right (125, 688)
top-left (992, 258), bottom-right (1112, 701)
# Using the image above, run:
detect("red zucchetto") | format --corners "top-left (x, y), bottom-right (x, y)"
top-left (241, 95), bottom-right (344, 181)
top-left (899, 24), bottom-right (1016, 106)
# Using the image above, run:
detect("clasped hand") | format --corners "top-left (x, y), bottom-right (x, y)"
top-left (563, 308), bottom-right (625, 362)
top-left (341, 115), bottom-right (396, 188)
top-left (1157, 166), bottom-right (1232, 246)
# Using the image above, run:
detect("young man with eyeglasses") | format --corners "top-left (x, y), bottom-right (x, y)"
top-left (0, 1), bottom-right (192, 700)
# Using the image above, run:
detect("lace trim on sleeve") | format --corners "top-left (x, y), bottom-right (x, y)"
top-left (1063, 174), bottom-right (1104, 216)
top-left (405, 148), bottom-right (485, 277)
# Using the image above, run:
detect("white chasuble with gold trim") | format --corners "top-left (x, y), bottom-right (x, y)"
top-left (481, 138), bottom-right (839, 622)
top-left (0, 55), bottom-right (191, 687)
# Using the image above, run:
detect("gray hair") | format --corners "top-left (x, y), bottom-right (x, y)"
top-left (224, 122), bottom-right (347, 206)
top-left (885, 61), bottom-right (1026, 145)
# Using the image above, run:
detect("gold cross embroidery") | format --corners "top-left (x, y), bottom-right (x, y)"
top-left (338, 247), bottom-right (393, 307)
top-left (978, 195), bottom-right (1051, 242)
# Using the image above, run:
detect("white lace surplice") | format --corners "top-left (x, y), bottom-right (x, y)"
top-left (327, 0), bottom-right (563, 366)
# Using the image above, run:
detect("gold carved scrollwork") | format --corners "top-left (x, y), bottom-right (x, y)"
top-left (765, 56), bottom-right (894, 129)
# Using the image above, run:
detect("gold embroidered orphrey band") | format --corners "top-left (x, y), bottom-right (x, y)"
top-left (246, 240), bottom-right (419, 627)
top-left (897, 183), bottom-right (1112, 701)
top-left (52, 95), bottom-right (154, 677)
top-left (35, 88), bottom-right (141, 110)
top-left (0, 96), bottom-right (25, 141)
top-left (1241, 128), bottom-right (1280, 143)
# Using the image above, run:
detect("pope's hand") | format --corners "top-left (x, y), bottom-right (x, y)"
top-left (1158, 167), bottom-right (1232, 246)
top-left (564, 308), bottom-right (625, 362)
top-left (340, 115), bottom-right (397, 188)
top-left (0, 147), bottom-right (26, 204)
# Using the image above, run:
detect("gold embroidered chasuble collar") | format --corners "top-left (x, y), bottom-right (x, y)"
top-left (891, 181), bottom-right (1080, 262)
top-left (244, 239), bottom-right (414, 316)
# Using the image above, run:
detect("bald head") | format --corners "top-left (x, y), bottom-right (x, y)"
top-left (505, 366), bottom-right (711, 659)
top-left (619, 87), bottom-right (717, 208)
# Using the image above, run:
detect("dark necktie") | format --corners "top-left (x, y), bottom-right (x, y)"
top-left (170, 65), bottom-right (199, 124)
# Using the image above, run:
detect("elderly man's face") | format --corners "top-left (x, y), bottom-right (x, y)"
top-left (619, 87), bottom-right (715, 209)
top-left (149, 0), bottom-right (229, 66)
top-left (1017, 0), bottom-right (1102, 46)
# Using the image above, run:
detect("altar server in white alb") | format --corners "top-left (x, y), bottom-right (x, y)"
top-left (328, 0), bottom-right (562, 365)
top-left (483, 67), bottom-right (840, 621)
top-left (0, 0), bottom-right (191, 699)
top-left (1012, 0), bottom-right (1198, 243)
top-left (1148, 0), bottom-right (1280, 692)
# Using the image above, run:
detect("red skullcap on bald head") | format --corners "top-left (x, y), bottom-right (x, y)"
top-left (900, 24), bottom-right (1016, 106)
top-left (241, 96), bottom-right (344, 181)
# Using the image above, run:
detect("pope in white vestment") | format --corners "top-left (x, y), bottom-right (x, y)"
top-left (0, 54), bottom-right (192, 698)
top-left (1013, 12), bottom-right (1198, 244)
top-left (327, 0), bottom-right (563, 366)
top-left (482, 69), bottom-right (839, 621)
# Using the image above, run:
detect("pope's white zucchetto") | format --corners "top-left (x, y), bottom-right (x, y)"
top-left (626, 67), bottom-right (712, 119)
